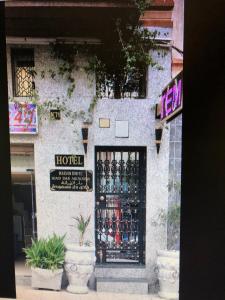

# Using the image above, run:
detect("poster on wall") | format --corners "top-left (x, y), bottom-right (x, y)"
top-left (9, 102), bottom-right (38, 134)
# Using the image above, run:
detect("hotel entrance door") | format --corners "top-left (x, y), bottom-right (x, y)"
top-left (95, 147), bottom-right (146, 264)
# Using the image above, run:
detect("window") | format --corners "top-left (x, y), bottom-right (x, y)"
top-left (11, 48), bottom-right (35, 97)
top-left (97, 69), bottom-right (147, 99)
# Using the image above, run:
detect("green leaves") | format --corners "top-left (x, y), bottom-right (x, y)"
top-left (23, 234), bottom-right (65, 270)
top-left (167, 203), bottom-right (180, 228)
top-left (133, 0), bottom-right (150, 15)
top-left (88, 95), bottom-right (98, 113)
top-left (167, 203), bottom-right (181, 250)
top-left (39, 1), bottom-right (158, 111)
top-left (72, 214), bottom-right (91, 246)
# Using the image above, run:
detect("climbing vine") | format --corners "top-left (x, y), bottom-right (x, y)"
top-left (11, 0), bottom-right (167, 125)
top-left (9, 90), bottom-right (86, 125)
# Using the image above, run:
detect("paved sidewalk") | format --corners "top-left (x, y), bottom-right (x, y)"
top-left (10, 262), bottom-right (163, 300)
top-left (1, 286), bottom-right (162, 300)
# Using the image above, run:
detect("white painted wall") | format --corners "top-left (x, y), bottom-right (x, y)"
top-left (7, 44), bottom-right (171, 282)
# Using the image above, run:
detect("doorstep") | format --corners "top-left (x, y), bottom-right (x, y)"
top-left (95, 264), bottom-right (146, 278)
top-left (96, 277), bottom-right (149, 294)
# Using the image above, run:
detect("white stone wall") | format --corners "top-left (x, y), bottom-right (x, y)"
top-left (7, 44), bottom-right (171, 282)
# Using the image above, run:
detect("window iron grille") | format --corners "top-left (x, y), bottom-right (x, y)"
top-left (11, 49), bottom-right (35, 97)
top-left (95, 148), bottom-right (146, 264)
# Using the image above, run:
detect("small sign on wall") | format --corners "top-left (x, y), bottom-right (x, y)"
top-left (115, 120), bottom-right (129, 138)
top-left (99, 118), bottom-right (110, 128)
top-left (50, 110), bottom-right (61, 120)
top-left (50, 169), bottom-right (93, 192)
top-left (55, 155), bottom-right (84, 167)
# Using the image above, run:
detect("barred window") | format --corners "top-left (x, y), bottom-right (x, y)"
top-left (11, 48), bottom-right (35, 97)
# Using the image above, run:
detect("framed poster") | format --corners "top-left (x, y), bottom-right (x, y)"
top-left (9, 102), bottom-right (38, 134)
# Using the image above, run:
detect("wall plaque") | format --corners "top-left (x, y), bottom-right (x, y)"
top-left (50, 169), bottom-right (92, 192)
top-left (50, 110), bottom-right (61, 120)
top-left (115, 120), bottom-right (129, 138)
top-left (55, 155), bottom-right (84, 167)
top-left (99, 118), bottom-right (110, 128)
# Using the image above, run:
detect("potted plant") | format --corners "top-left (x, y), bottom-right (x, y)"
top-left (155, 202), bottom-right (180, 299)
top-left (23, 234), bottom-right (65, 291)
top-left (156, 250), bottom-right (179, 300)
top-left (65, 214), bottom-right (96, 294)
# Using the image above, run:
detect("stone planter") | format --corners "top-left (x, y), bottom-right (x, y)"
top-left (156, 250), bottom-right (179, 300)
top-left (31, 267), bottom-right (63, 291)
top-left (65, 244), bottom-right (96, 294)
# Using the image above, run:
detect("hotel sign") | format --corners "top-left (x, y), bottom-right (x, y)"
top-left (55, 155), bottom-right (84, 167)
top-left (9, 102), bottom-right (38, 134)
top-left (50, 169), bottom-right (92, 192)
top-left (160, 71), bottom-right (183, 122)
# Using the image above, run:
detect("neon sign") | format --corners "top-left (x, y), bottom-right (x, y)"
top-left (160, 71), bottom-right (183, 122)
top-left (9, 102), bottom-right (38, 134)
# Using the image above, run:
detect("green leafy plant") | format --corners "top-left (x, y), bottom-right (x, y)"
top-left (13, 1), bottom-right (163, 122)
top-left (168, 179), bottom-right (181, 194)
top-left (72, 215), bottom-right (91, 246)
top-left (167, 202), bottom-right (180, 250)
top-left (23, 234), bottom-right (65, 270)
top-left (41, 0), bottom-right (160, 110)
top-left (151, 202), bottom-right (181, 250)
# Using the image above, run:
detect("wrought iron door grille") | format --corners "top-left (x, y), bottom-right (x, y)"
top-left (95, 148), bottom-right (146, 264)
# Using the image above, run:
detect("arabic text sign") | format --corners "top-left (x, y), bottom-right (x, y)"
top-left (160, 71), bottom-right (183, 122)
top-left (50, 169), bottom-right (93, 192)
top-left (9, 103), bottom-right (38, 134)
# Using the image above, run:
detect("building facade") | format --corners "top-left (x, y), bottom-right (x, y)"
top-left (6, 0), bottom-right (182, 293)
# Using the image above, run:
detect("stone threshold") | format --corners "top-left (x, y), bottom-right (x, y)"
top-left (95, 264), bottom-right (145, 269)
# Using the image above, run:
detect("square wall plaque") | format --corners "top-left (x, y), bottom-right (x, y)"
top-left (99, 118), bottom-right (110, 128)
top-left (115, 120), bottom-right (129, 138)
top-left (50, 109), bottom-right (61, 120)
